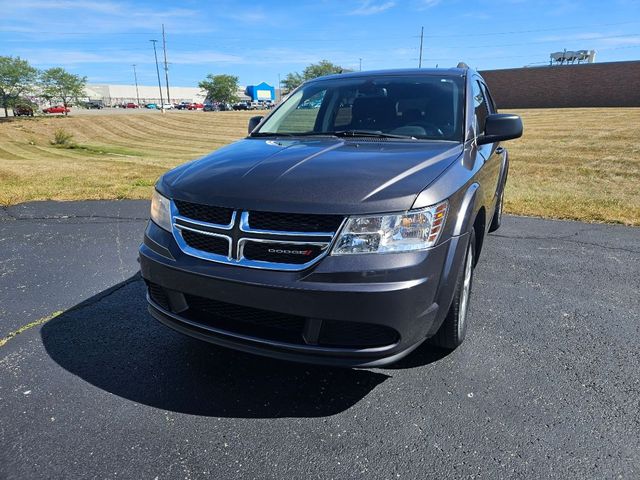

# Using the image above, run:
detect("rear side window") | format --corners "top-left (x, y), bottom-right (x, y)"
top-left (481, 83), bottom-right (497, 113)
top-left (472, 80), bottom-right (489, 136)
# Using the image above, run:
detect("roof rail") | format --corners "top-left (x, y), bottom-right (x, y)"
top-left (456, 62), bottom-right (469, 69)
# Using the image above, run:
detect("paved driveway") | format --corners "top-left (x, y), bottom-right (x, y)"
top-left (1, 202), bottom-right (639, 479)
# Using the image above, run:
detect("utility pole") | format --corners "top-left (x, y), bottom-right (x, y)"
top-left (277, 73), bottom-right (281, 102)
top-left (162, 24), bottom-right (171, 104)
top-left (359, 58), bottom-right (362, 71)
top-left (131, 64), bottom-right (140, 106)
top-left (150, 39), bottom-right (165, 111)
top-left (418, 26), bottom-right (424, 68)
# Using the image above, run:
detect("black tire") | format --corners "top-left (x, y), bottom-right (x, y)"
top-left (488, 188), bottom-right (504, 233)
top-left (430, 228), bottom-right (476, 350)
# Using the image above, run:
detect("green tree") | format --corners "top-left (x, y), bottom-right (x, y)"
top-left (199, 74), bottom-right (239, 104)
top-left (282, 60), bottom-right (351, 93)
top-left (40, 67), bottom-right (87, 116)
top-left (0, 56), bottom-right (39, 117)
top-left (303, 60), bottom-right (349, 81)
top-left (282, 72), bottom-right (304, 93)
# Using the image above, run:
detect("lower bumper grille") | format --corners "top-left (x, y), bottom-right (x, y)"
top-left (148, 282), bottom-right (170, 310)
top-left (148, 283), bottom-right (399, 349)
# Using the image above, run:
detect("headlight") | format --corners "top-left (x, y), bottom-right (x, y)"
top-left (150, 190), bottom-right (172, 231)
top-left (332, 201), bottom-right (448, 255)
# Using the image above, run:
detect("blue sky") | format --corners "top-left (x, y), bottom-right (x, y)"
top-left (1, 0), bottom-right (639, 87)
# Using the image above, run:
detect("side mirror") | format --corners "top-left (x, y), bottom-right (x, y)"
top-left (478, 114), bottom-right (523, 145)
top-left (248, 115), bottom-right (263, 134)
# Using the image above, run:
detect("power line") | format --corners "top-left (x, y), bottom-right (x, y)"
top-left (5, 20), bottom-right (639, 40)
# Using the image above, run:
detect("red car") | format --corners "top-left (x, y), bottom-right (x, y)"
top-left (126, 103), bottom-right (139, 109)
top-left (186, 103), bottom-right (204, 110)
top-left (43, 105), bottom-right (70, 114)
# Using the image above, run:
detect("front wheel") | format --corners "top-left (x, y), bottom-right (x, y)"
top-left (430, 228), bottom-right (475, 349)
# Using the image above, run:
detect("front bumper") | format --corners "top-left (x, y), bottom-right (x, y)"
top-left (139, 221), bottom-right (469, 367)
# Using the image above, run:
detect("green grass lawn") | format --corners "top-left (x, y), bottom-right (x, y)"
top-left (1, 108), bottom-right (638, 225)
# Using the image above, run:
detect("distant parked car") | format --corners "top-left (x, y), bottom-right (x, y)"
top-left (84, 101), bottom-right (103, 109)
top-left (204, 101), bottom-right (234, 111)
top-left (125, 103), bottom-right (139, 109)
top-left (146, 103), bottom-right (158, 109)
top-left (14, 104), bottom-right (35, 117)
top-left (43, 105), bottom-right (70, 114)
top-left (232, 101), bottom-right (250, 110)
top-left (163, 103), bottom-right (174, 110)
top-left (187, 103), bottom-right (204, 110)
top-left (175, 102), bottom-right (190, 110)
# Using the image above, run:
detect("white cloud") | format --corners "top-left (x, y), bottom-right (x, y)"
top-left (2, 1), bottom-right (201, 34)
top-left (416, 0), bottom-right (441, 8)
top-left (348, 0), bottom-right (396, 15)
top-left (538, 32), bottom-right (640, 48)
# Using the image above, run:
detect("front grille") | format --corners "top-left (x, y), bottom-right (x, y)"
top-left (171, 200), bottom-right (341, 270)
top-left (248, 211), bottom-right (343, 233)
top-left (174, 199), bottom-right (233, 225)
top-left (242, 241), bottom-right (324, 264)
top-left (147, 285), bottom-right (400, 349)
top-left (181, 229), bottom-right (229, 256)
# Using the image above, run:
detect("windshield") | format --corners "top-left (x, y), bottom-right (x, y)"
top-left (255, 75), bottom-right (464, 141)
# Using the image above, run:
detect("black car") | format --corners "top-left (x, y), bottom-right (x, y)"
top-left (140, 66), bottom-right (523, 366)
top-left (13, 104), bottom-right (35, 116)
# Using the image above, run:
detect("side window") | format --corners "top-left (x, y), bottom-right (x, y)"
top-left (278, 90), bottom-right (326, 133)
top-left (472, 80), bottom-right (489, 136)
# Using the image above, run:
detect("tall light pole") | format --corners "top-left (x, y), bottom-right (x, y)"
top-left (131, 64), bottom-right (140, 106)
top-left (150, 39), bottom-right (165, 111)
top-left (162, 24), bottom-right (171, 104)
top-left (359, 58), bottom-right (362, 71)
top-left (418, 26), bottom-right (424, 68)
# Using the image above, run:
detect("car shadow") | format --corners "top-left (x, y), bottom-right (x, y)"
top-left (41, 274), bottom-right (448, 418)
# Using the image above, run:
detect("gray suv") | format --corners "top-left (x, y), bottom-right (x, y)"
top-left (139, 66), bottom-right (523, 366)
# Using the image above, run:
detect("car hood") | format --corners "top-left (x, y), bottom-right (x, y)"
top-left (159, 137), bottom-right (462, 215)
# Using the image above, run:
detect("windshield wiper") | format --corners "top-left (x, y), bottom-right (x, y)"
top-left (250, 132), bottom-right (297, 137)
top-left (251, 131), bottom-right (417, 140)
top-left (331, 130), bottom-right (416, 140)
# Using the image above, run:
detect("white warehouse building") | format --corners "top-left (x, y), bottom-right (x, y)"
top-left (84, 84), bottom-right (249, 106)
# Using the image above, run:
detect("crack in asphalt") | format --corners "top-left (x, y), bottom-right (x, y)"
top-left (0, 273), bottom-right (142, 348)
top-left (1, 204), bottom-right (148, 223)
top-left (1, 213), bottom-right (147, 223)
top-left (0, 311), bottom-right (63, 348)
top-left (491, 232), bottom-right (640, 255)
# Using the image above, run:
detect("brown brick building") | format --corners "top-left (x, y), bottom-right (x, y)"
top-left (480, 60), bottom-right (640, 109)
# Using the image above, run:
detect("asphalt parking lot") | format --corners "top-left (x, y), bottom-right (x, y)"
top-left (1, 201), bottom-right (639, 479)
